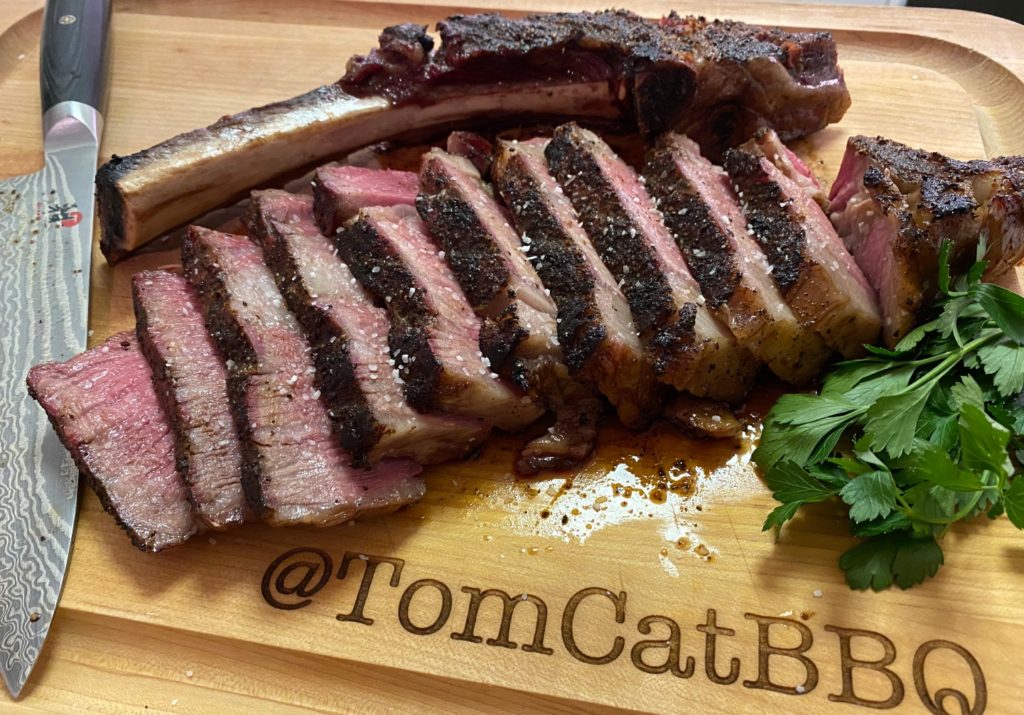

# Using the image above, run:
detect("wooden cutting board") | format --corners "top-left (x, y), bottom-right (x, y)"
top-left (2, 1), bottom-right (1023, 712)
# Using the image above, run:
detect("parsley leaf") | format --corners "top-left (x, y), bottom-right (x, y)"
top-left (839, 533), bottom-right (943, 591)
top-left (959, 404), bottom-right (1011, 476)
top-left (978, 342), bottom-right (1024, 396)
top-left (1005, 479), bottom-right (1024, 530)
top-left (840, 471), bottom-right (898, 522)
top-left (864, 385), bottom-right (933, 458)
top-left (972, 283), bottom-right (1024, 343)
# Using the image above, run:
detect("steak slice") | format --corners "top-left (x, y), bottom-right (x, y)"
top-left (313, 165), bottom-right (419, 235)
top-left (133, 271), bottom-right (248, 529)
top-left (976, 156), bottom-right (1024, 279)
top-left (726, 135), bottom-right (881, 356)
top-left (26, 333), bottom-right (197, 551)
top-left (248, 190), bottom-right (489, 465)
top-left (828, 135), bottom-right (979, 346)
top-left (545, 122), bottom-right (756, 402)
top-left (181, 227), bottom-right (424, 526)
top-left (446, 131), bottom-right (494, 177)
top-left (335, 206), bottom-right (544, 430)
top-left (417, 147), bottom-right (559, 368)
top-left (644, 133), bottom-right (829, 385)
top-left (492, 137), bottom-right (662, 426)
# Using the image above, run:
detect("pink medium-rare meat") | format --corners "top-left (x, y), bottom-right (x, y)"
top-left (725, 134), bottom-right (881, 356)
top-left (133, 271), bottom-right (248, 529)
top-left (743, 127), bottom-right (827, 208)
top-left (830, 136), bottom-right (1024, 345)
top-left (492, 138), bottom-right (663, 427)
top-left (417, 147), bottom-right (559, 368)
top-left (313, 165), bottom-right (419, 235)
top-left (97, 10), bottom-right (850, 262)
top-left (181, 227), bottom-right (424, 526)
top-left (247, 190), bottom-right (489, 465)
top-left (545, 123), bottom-right (756, 402)
top-left (644, 133), bottom-right (830, 385)
top-left (26, 333), bottom-right (197, 551)
top-left (334, 206), bottom-right (544, 430)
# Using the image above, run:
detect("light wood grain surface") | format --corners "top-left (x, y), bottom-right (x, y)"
top-left (1, 1), bottom-right (1023, 712)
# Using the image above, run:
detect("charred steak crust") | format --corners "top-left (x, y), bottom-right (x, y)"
top-left (645, 143), bottom-right (739, 308)
top-left (180, 232), bottom-right (268, 516)
top-left (334, 216), bottom-right (444, 412)
top-left (491, 150), bottom-right (603, 373)
top-left (723, 147), bottom-right (805, 291)
top-left (246, 204), bottom-right (383, 463)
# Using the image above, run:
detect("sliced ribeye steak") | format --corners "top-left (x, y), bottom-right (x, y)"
top-left (314, 165), bottom-right (419, 235)
top-left (546, 122), bottom-right (756, 402)
top-left (493, 137), bottom-right (663, 427)
top-left (644, 133), bottom-right (830, 385)
top-left (248, 190), bottom-right (489, 465)
top-left (26, 333), bottom-right (197, 551)
top-left (725, 132), bottom-right (881, 356)
top-left (96, 10), bottom-right (849, 262)
top-left (133, 271), bottom-right (248, 529)
top-left (182, 226), bottom-right (424, 526)
top-left (335, 205), bottom-right (544, 430)
top-left (830, 135), bottom-right (1024, 345)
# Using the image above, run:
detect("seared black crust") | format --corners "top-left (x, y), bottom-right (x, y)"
top-left (26, 336), bottom-right (175, 552)
top-left (95, 157), bottom-right (132, 263)
top-left (246, 204), bottom-right (383, 466)
top-left (644, 142), bottom-right (738, 308)
top-left (647, 303), bottom-right (699, 376)
top-left (492, 145), bottom-right (605, 373)
top-left (545, 124), bottom-right (674, 334)
top-left (180, 232), bottom-right (266, 519)
top-left (333, 216), bottom-right (444, 412)
top-left (478, 306), bottom-right (527, 369)
top-left (723, 147), bottom-right (805, 292)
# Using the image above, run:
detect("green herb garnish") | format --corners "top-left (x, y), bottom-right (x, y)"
top-left (754, 240), bottom-right (1024, 590)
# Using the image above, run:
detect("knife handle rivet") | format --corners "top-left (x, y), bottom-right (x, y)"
top-left (58, 14), bottom-right (77, 25)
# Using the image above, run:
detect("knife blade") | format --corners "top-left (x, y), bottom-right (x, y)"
top-left (0, 0), bottom-right (110, 699)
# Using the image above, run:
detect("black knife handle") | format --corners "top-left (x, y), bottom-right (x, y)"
top-left (40, 0), bottom-right (112, 115)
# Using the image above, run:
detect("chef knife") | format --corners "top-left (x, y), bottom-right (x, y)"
top-left (0, 0), bottom-right (110, 699)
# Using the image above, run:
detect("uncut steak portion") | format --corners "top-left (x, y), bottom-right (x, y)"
top-left (248, 190), bottom-right (488, 465)
top-left (97, 10), bottom-right (849, 261)
top-left (335, 206), bottom-right (544, 431)
top-left (314, 165), bottom-right (419, 235)
top-left (133, 271), bottom-right (248, 529)
top-left (829, 136), bottom-right (1024, 345)
top-left (546, 122), bottom-right (756, 402)
top-left (417, 147), bottom-right (559, 367)
top-left (493, 138), bottom-right (662, 427)
top-left (644, 133), bottom-right (829, 385)
top-left (182, 227), bottom-right (423, 526)
top-left (725, 136), bottom-right (881, 356)
top-left (27, 333), bottom-right (197, 551)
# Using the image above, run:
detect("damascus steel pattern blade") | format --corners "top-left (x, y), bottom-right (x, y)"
top-left (0, 142), bottom-right (96, 698)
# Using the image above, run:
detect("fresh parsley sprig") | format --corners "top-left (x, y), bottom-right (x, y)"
top-left (754, 240), bottom-right (1024, 590)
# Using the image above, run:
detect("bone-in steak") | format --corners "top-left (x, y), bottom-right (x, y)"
top-left (335, 206), bottom-right (544, 430)
top-left (248, 189), bottom-right (489, 465)
top-left (726, 133), bottom-right (881, 356)
top-left (493, 137), bottom-right (663, 427)
top-left (182, 226), bottom-right (424, 526)
top-left (645, 133), bottom-right (830, 385)
top-left (27, 333), bottom-right (197, 551)
top-left (546, 122), bottom-right (757, 402)
top-left (133, 270), bottom-right (248, 529)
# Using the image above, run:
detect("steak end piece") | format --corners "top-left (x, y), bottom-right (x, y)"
top-left (546, 122), bottom-right (757, 402)
top-left (336, 205), bottom-right (544, 431)
top-left (314, 165), bottom-right (419, 236)
top-left (726, 134), bottom-right (881, 356)
top-left (182, 226), bottom-right (423, 526)
top-left (830, 135), bottom-right (1024, 346)
top-left (133, 270), bottom-right (249, 529)
top-left (493, 137), bottom-right (663, 426)
top-left (27, 333), bottom-right (197, 551)
top-left (248, 189), bottom-right (489, 465)
top-left (645, 132), bottom-right (830, 385)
